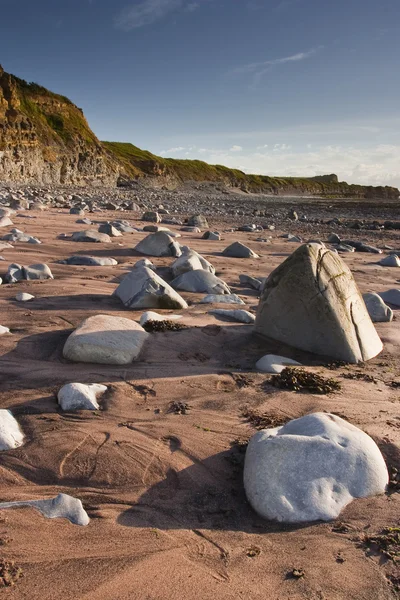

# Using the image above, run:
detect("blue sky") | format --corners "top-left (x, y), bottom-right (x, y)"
top-left (1, 0), bottom-right (400, 186)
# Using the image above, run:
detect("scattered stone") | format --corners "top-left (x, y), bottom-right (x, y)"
top-left (142, 211), bottom-right (161, 223)
top-left (57, 383), bottom-right (108, 411)
top-left (62, 256), bottom-right (118, 266)
top-left (63, 314), bottom-right (149, 365)
top-left (76, 217), bottom-right (92, 225)
top-left (334, 244), bottom-right (355, 253)
top-left (15, 292), bottom-right (34, 302)
top-left (98, 223), bottom-right (122, 237)
top-left (255, 243), bottom-right (383, 363)
top-left (222, 241), bottom-right (259, 259)
top-left (209, 309), bottom-right (255, 323)
top-left (23, 263), bottom-right (53, 280)
top-left (171, 270), bottom-right (231, 294)
top-left (378, 289), bottom-right (400, 307)
top-left (135, 231), bottom-right (182, 257)
top-left (0, 326), bottom-right (10, 335)
top-left (200, 294), bottom-right (245, 304)
top-left (114, 267), bottom-right (188, 309)
top-left (255, 354), bottom-right (302, 374)
top-left (239, 274), bottom-right (262, 290)
top-left (0, 216), bottom-right (12, 227)
top-left (71, 230), bottom-right (111, 243)
top-left (187, 215), bottom-right (209, 228)
top-left (328, 233), bottom-right (341, 244)
top-left (363, 293), bottom-right (393, 322)
top-left (134, 258), bottom-right (155, 270)
top-left (243, 412), bottom-right (388, 523)
top-left (379, 254), bottom-right (400, 267)
top-left (70, 207), bottom-right (85, 215)
top-left (180, 226), bottom-right (201, 233)
top-left (287, 234), bottom-right (302, 242)
top-left (202, 231), bottom-right (220, 241)
top-left (342, 240), bottom-right (382, 254)
top-left (5, 263), bottom-right (24, 283)
top-left (0, 493), bottom-right (89, 526)
top-left (0, 410), bottom-right (24, 451)
top-left (142, 225), bottom-right (171, 233)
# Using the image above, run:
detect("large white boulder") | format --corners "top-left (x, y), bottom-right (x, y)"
top-left (223, 242), bottom-right (259, 258)
top-left (0, 410), bottom-right (24, 451)
top-left (114, 267), bottom-right (188, 309)
top-left (171, 270), bottom-right (231, 294)
top-left (171, 246), bottom-right (215, 278)
top-left (363, 292), bottom-right (393, 322)
top-left (135, 231), bottom-right (181, 257)
top-left (255, 243), bottom-right (383, 363)
top-left (244, 412), bottom-right (388, 523)
top-left (210, 309), bottom-right (255, 323)
top-left (58, 383), bottom-right (108, 411)
top-left (63, 315), bottom-right (149, 365)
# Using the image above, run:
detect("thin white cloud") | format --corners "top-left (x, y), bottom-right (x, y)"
top-left (233, 47), bottom-right (321, 75)
top-left (230, 145), bottom-right (243, 152)
top-left (160, 146), bottom-right (186, 155)
top-left (115, 0), bottom-right (205, 30)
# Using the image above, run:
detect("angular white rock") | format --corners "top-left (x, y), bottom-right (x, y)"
top-left (135, 231), bottom-right (181, 257)
top-left (0, 410), bottom-right (24, 451)
top-left (0, 493), bottom-right (89, 526)
top-left (139, 311), bottom-right (182, 326)
top-left (114, 267), bottom-right (188, 310)
top-left (379, 254), bottom-right (400, 267)
top-left (244, 412), bottom-right (388, 523)
top-left (171, 246), bottom-right (215, 278)
top-left (255, 243), bottom-right (383, 363)
top-left (209, 309), bottom-right (255, 323)
top-left (15, 292), bottom-right (35, 302)
top-left (171, 270), bottom-right (231, 294)
top-left (222, 241), bottom-right (259, 258)
top-left (0, 325), bottom-right (10, 335)
top-left (363, 293), bottom-right (393, 323)
top-left (255, 354), bottom-right (302, 373)
top-left (63, 314), bottom-right (149, 365)
top-left (58, 383), bottom-right (108, 411)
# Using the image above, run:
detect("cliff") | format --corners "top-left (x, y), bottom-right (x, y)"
top-left (0, 65), bottom-right (398, 199)
top-left (0, 65), bottom-right (118, 185)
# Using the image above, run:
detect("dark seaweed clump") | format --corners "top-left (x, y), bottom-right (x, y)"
top-left (143, 320), bottom-right (188, 333)
top-left (270, 367), bottom-right (341, 394)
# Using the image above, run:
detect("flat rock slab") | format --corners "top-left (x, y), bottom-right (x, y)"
top-left (379, 254), bottom-right (400, 267)
top-left (63, 314), bottom-right (149, 365)
top-left (210, 309), bottom-right (255, 323)
top-left (58, 383), bottom-right (108, 411)
top-left (0, 493), bottom-right (89, 526)
top-left (15, 292), bottom-right (34, 302)
top-left (0, 409), bottom-right (24, 451)
top-left (114, 267), bottom-right (188, 310)
top-left (200, 294), bottom-right (244, 304)
top-left (71, 230), bottom-right (111, 243)
top-left (255, 243), bottom-right (383, 363)
top-left (244, 412), bottom-right (388, 523)
top-left (63, 256), bottom-right (118, 266)
top-left (255, 354), bottom-right (302, 373)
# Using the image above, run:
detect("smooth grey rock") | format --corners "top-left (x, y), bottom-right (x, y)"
top-left (23, 263), bottom-right (53, 280)
top-left (328, 233), bottom-right (341, 244)
top-left (135, 231), bottom-right (182, 257)
top-left (15, 292), bottom-right (34, 302)
top-left (70, 207), bottom-right (85, 215)
top-left (243, 412), bottom-right (388, 523)
top-left (187, 215), bottom-right (209, 228)
top-left (255, 243), bottom-right (383, 363)
top-left (114, 267), bottom-right (188, 310)
top-left (76, 218), bottom-right (92, 225)
top-left (142, 211), bottom-right (161, 223)
top-left (98, 223), bottom-right (122, 237)
top-left (63, 314), bottom-right (149, 365)
top-left (210, 309), bottom-right (255, 323)
top-left (71, 229), bottom-right (111, 243)
top-left (58, 383), bottom-right (108, 411)
top-left (222, 241), bottom-right (259, 259)
top-left (363, 293), bottom-right (393, 322)
top-left (5, 263), bottom-right (24, 283)
top-left (334, 244), bottom-right (355, 253)
top-left (378, 289), bottom-right (400, 307)
top-left (171, 247), bottom-right (215, 278)
top-left (0, 410), bottom-right (24, 451)
top-left (200, 294), bottom-right (245, 304)
top-left (255, 354), bottom-right (301, 373)
top-left (239, 274), bottom-right (262, 290)
top-left (202, 231), bottom-right (220, 241)
top-left (0, 493), bottom-right (89, 526)
top-left (379, 254), bottom-right (400, 267)
top-left (171, 270), bottom-right (231, 294)
top-left (134, 258), bottom-right (155, 270)
top-left (63, 256), bottom-right (118, 266)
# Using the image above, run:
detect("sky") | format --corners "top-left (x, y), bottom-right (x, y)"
top-left (1, 0), bottom-right (400, 187)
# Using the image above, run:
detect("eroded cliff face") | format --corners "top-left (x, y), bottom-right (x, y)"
top-left (0, 65), bottom-right (118, 186)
